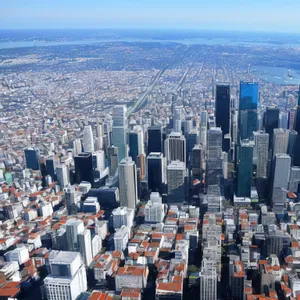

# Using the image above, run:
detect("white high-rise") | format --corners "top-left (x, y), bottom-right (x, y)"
top-left (78, 229), bottom-right (93, 267)
top-left (118, 157), bottom-right (138, 209)
top-left (200, 259), bottom-right (217, 300)
top-left (44, 251), bottom-right (87, 300)
top-left (82, 125), bottom-right (94, 153)
top-left (165, 132), bottom-right (186, 164)
top-left (273, 128), bottom-right (288, 158)
top-left (112, 105), bottom-right (127, 162)
top-left (56, 164), bottom-right (69, 188)
top-left (66, 219), bottom-right (84, 252)
top-left (73, 139), bottom-right (82, 156)
top-left (253, 131), bottom-right (269, 178)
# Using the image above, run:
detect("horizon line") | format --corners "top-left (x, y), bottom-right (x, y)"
top-left (0, 27), bottom-right (300, 35)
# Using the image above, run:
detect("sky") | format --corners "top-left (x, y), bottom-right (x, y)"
top-left (0, 0), bottom-right (300, 33)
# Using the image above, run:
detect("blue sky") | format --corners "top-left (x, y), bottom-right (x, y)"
top-left (0, 0), bottom-right (299, 32)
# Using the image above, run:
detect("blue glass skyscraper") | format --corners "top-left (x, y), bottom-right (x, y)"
top-left (239, 82), bottom-right (259, 141)
top-left (24, 147), bottom-right (40, 170)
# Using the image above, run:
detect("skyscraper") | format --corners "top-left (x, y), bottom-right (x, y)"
top-left (147, 126), bottom-right (163, 154)
top-left (74, 152), bottom-right (94, 184)
top-left (253, 131), bottom-right (269, 178)
top-left (24, 147), bottom-right (40, 170)
top-left (287, 130), bottom-right (298, 162)
top-left (271, 154), bottom-right (291, 210)
top-left (66, 219), bottom-right (84, 251)
top-left (264, 107), bottom-right (280, 146)
top-left (165, 132), bottom-right (186, 164)
top-left (215, 84), bottom-right (230, 149)
top-left (173, 105), bottom-right (184, 133)
top-left (273, 128), bottom-right (288, 158)
top-left (186, 129), bottom-right (198, 166)
top-left (147, 152), bottom-right (166, 194)
top-left (236, 140), bottom-right (254, 197)
top-left (118, 157), bottom-right (138, 209)
top-left (192, 145), bottom-right (204, 177)
top-left (238, 82), bottom-right (259, 140)
top-left (108, 145), bottom-right (118, 176)
top-left (207, 128), bottom-right (223, 186)
top-left (56, 164), bottom-right (69, 188)
top-left (112, 105), bottom-right (127, 162)
top-left (73, 138), bottom-right (82, 156)
top-left (82, 125), bottom-right (94, 153)
top-left (167, 160), bottom-right (187, 203)
top-left (128, 126), bottom-right (144, 163)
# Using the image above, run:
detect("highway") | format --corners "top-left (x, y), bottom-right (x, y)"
top-left (127, 45), bottom-right (191, 117)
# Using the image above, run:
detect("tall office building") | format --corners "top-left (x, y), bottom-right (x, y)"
top-left (147, 126), bottom-right (163, 154)
top-left (46, 155), bottom-right (59, 181)
top-left (280, 111), bottom-right (289, 130)
top-left (167, 160), bottom-right (187, 202)
top-left (112, 105), bottom-right (127, 162)
top-left (207, 128), bottom-right (223, 186)
top-left (56, 164), bottom-right (69, 188)
top-left (238, 82), bottom-right (259, 140)
top-left (165, 132), bottom-right (186, 164)
top-left (264, 107), bottom-right (280, 146)
top-left (24, 147), bottom-right (40, 170)
top-left (287, 130), bottom-right (298, 161)
top-left (147, 152), bottom-right (166, 193)
top-left (82, 126), bottom-right (94, 153)
top-left (200, 259), bottom-right (217, 300)
top-left (273, 128), bottom-right (288, 158)
top-left (118, 157), bottom-right (138, 209)
top-left (108, 146), bottom-right (118, 176)
top-left (73, 138), bottom-right (82, 156)
top-left (78, 230), bottom-right (93, 267)
top-left (253, 131), bottom-right (269, 178)
top-left (236, 140), bottom-right (254, 197)
top-left (66, 219), bottom-right (84, 251)
top-left (271, 154), bottom-right (291, 209)
top-left (192, 145), bottom-right (204, 177)
top-left (215, 85), bottom-right (230, 150)
top-left (74, 152), bottom-right (94, 184)
top-left (186, 129), bottom-right (198, 166)
top-left (174, 105), bottom-right (184, 133)
top-left (44, 251), bottom-right (87, 300)
top-left (128, 126), bottom-right (144, 163)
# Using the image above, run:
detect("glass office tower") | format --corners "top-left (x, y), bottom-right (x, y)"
top-left (215, 85), bottom-right (230, 149)
top-left (24, 147), bottom-right (40, 170)
top-left (239, 82), bottom-right (259, 141)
